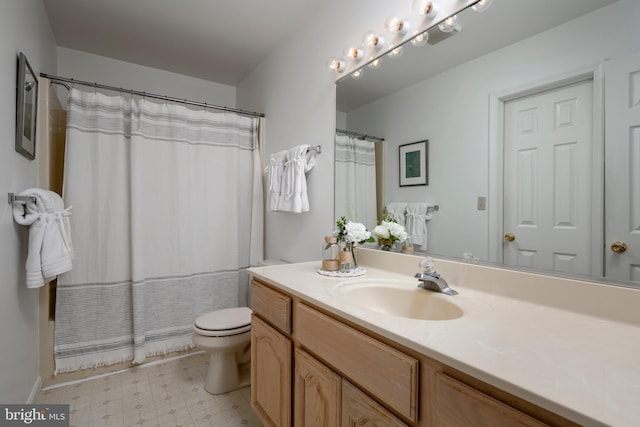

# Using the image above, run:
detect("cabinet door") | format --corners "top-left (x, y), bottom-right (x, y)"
top-left (342, 379), bottom-right (408, 427)
top-left (434, 372), bottom-right (549, 427)
top-left (294, 348), bottom-right (341, 427)
top-left (251, 314), bottom-right (292, 427)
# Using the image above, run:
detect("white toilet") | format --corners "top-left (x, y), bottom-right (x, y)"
top-left (192, 307), bottom-right (252, 395)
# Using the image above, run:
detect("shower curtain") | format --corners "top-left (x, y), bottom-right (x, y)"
top-left (334, 134), bottom-right (377, 230)
top-left (54, 89), bottom-right (263, 373)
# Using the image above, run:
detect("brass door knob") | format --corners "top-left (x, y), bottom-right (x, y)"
top-left (611, 241), bottom-right (627, 254)
top-left (504, 233), bottom-right (516, 242)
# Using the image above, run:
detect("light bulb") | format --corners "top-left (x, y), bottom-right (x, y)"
top-left (368, 58), bottom-right (382, 70)
top-left (385, 16), bottom-right (410, 36)
top-left (472, 0), bottom-right (493, 12)
top-left (439, 15), bottom-right (461, 33)
top-left (410, 31), bottom-right (429, 47)
top-left (413, 0), bottom-right (438, 18)
top-left (351, 68), bottom-right (364, 80)
top-left (388, 45), bottom-right (404, 58)
top-left (328, 58), bottom-right (346, 73)
top-left (344, 47), bottom-right (364, 62)
top-left (362, 31), bottom-right (385, 51)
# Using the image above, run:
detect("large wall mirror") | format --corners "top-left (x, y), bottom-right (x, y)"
top-left (335, 0), bottom-right (640, 287)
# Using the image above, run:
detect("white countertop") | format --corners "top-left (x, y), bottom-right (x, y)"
top-left (248, 253), bottom-right (640, 427)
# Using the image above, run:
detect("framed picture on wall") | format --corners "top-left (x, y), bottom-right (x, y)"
top-left (15, 52), bottom-right (38, 160)
top-left (399, 139), bottom-right (428, 187)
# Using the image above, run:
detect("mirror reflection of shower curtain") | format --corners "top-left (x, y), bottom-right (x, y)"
top-left (54, 88), bottom-right (263, 373)
top-left (334, 134), bottom-right (377, 229)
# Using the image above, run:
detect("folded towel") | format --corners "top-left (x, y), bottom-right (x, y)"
top-left (384, 202), bottom-right (408, 227)
top-left (265, 150), bottom-right (288, 211)
top-left (12, 188), bottom-right (74, 288)
top-left (277, 145), bottom-right (316, 213)
top-left (405, 202), bottom-right (433, 247)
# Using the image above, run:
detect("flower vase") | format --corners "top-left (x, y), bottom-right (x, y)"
top-left (351, 243), bottom-right (358, 268)
top-left (338, 241), bottom-right (356, 271)
top-left (378, 239), bottom-right (395, 251)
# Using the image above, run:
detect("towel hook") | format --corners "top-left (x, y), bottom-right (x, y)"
top-left (8, 193), bottom-right (37, 204)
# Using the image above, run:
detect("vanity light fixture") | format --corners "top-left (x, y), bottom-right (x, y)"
top-left (438, 15), bottom-right (461, 33)
top-left (328, 58), bottom-right (346, 73)
top-left (344, 47), bottom-right (364, 62)
top-left (388, 45), bottom-right (404, 58)
top-left (471, 0), bottom-right (493, 12)
top-left (351, 68), bottom-right (364, 80)
top-left (385, 16), bottom-right (410, 36)
top-left (362, 31), bottom-right (386, 52)
top-left (410, 31), bottom-right (429, 47)
top-left (413, 0), bottom-right (438, 18)
top-left (368, 58), bottom-right (382, 70)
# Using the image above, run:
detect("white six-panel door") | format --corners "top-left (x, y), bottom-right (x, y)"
top-left (604, 51), bottom-right (640, 284)
top-left (503, 80), bottom-right (593, 275)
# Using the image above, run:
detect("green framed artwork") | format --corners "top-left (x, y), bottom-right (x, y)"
top-left (399, 139), bottom-right (428, 187)
top-left (15, 52), bottom-right (38, 160)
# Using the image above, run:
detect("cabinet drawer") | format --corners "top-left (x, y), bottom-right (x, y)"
top-left (295, 303), bottom-right (418, 423)
top-left (251, 280), bottom-right (291, 334)
top-left (435, 372), bottom-right (549, 427)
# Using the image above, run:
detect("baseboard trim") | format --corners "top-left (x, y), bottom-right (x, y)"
top-left (27, 376), bottom-right (42, 404)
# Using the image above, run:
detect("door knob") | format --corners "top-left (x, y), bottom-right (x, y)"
top-left (610, 241), bottom-right (627, 254)
top-left (504, 233), bottom-right (516, 242)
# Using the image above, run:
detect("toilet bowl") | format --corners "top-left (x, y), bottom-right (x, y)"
top-left (192, 307), bottom-right (252, 395)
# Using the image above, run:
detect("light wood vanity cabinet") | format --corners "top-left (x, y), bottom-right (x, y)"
top-left (250, 278), bottom-right (578, 427)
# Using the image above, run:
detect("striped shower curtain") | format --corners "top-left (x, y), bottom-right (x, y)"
top-left (54, 89), bottom-right (263, 373)
top-left (334, 134), bottom-right (378, 230)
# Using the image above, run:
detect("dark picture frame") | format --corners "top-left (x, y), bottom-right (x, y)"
top-left (16, 52), bottom-right (38, 160)
top-left (399, 139), bottom-right (428, 187)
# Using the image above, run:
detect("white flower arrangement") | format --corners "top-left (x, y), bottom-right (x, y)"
top-left (373, 218), bottom-right (408, 244)
top-left (335, 216), bottom-right (375, 244)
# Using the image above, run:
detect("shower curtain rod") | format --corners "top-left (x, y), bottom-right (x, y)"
top-left (336, 128), bottom-right (384, 142)
top-left (40, 73), bottom-right (265, 118)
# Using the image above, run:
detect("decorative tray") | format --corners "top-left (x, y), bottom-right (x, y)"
top-left (317, 267), bottom-right (367, 277)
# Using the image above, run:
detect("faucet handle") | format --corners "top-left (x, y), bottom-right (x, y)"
top-left (419, 257), bottom-right (436, 275)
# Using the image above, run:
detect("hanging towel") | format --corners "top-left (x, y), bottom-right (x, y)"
top-left (12, 188), bottom-right (74, 288)
top-left (277, 144), bottom-right (316, 213)
top-left (405, 202), bottom-right (433, 247)
top-left (384, 202), bottom-right (408, 227)
top-left (265, 149), bottom-right (288, 211)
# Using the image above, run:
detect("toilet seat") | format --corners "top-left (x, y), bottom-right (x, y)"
top-left (194, 307), bottom-right (252, 337)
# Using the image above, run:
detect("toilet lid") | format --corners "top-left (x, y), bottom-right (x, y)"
top-left (195, 307), bottom-right (252, 332)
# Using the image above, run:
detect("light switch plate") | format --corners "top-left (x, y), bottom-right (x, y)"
top-left (477, 196), bottom-right (486, 211)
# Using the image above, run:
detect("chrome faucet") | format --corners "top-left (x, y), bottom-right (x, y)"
top-left (415, 258), bottom-right (458, 296)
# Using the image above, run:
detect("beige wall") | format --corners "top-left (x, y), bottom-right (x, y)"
top-left (0, 0), bottom-right (57, 404)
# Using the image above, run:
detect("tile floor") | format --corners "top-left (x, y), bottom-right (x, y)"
top-left (36, 352), bottom-right (262, 427)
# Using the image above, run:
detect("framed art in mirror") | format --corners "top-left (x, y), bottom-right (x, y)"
top-left (399, 139), bottom-right (428, 187)
top-left (16, 52), bottom-right (38, 160)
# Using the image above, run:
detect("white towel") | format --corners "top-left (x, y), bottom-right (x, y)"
top-left (405, 202), bottom-right (433, 247)
top-left (265, 150), bottom-right (288, 211)
top-left (277, 145), bottom-right (316, 213)
top-left (384, 202), bottom-right (408, 227)
top-left (12, 188), bottom-right (74, 288)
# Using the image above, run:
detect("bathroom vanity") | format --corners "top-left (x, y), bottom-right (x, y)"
top-left (248, 248), bottom-right (640, 427)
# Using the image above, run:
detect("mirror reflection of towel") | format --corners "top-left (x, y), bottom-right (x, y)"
top-left (405, 202), bottom-right (433, 247)
top-left (384, 202), bottom-right (408, 227)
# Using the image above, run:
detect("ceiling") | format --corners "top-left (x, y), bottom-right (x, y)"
top-left (337, 0), bottom-right (618, 112)
top-left (42, 0), bottom-right (325, 86)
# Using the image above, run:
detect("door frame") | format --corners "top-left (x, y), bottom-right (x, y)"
top-left (487, 64), bottom-right (605, 276)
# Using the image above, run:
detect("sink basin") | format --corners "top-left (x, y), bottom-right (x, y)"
top-left (336, 279), bottom-right (463, 321)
